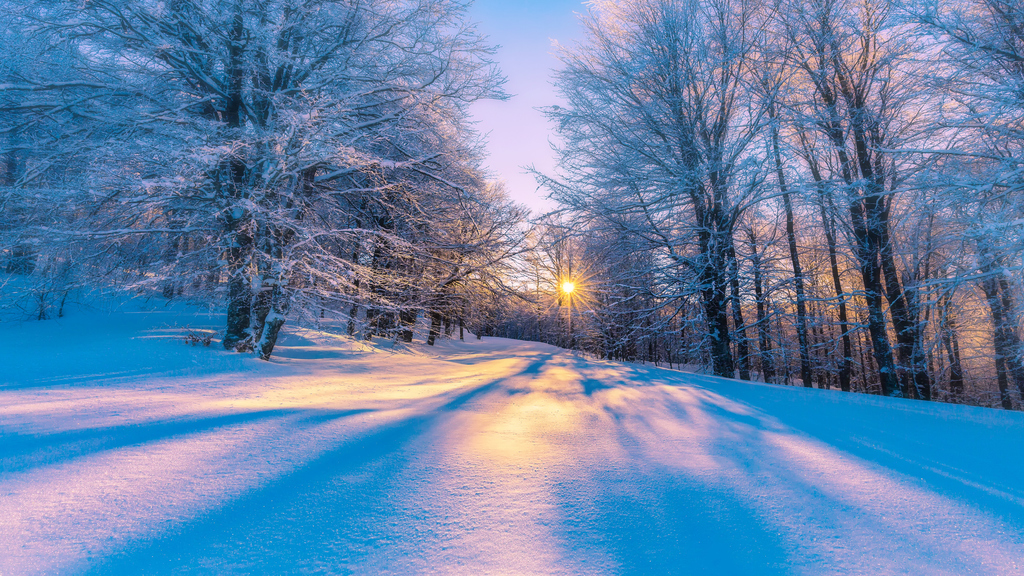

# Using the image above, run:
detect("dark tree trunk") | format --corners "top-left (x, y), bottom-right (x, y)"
top-left (704, 284), bottom-right (734, 377)
top-left (221, 8), bottom-right (251, 351)
top-left (878, 206), bottom-right (931, 400)
top-left (364, 308), bottom-right (377, 340)
top-left (427, 311), bottom-right (442, 346)
top-left (855, 235), bottom-right (900, 397)
top-left (347, 268), bottom-right (361, 337)
top-left (771, 113), bottom-right (812, 388)
top-left (999, 284), bottom-right (1024, 401)
top-left (2, 140), bottom-right (35, 275)
top-left (223, 272), bottom-right (251, 350)
top-left (690, 180), bottom-right (734, 378)
top-left (941, 303), bottom-right (965, 402)
top-left (783, 194), bottom-right (812, 388)
top-left (997, 276), bottom-right (1024, 400)
top-left (982, 277), bottom-right (1018, 409)
top-left (804, 76), bottom-right (900, 397)
top-left (977, 240), bottom-right (1024, 407)
top-left (804, 158), bottom-right (854, 393)
top-left (249, 283), bottom-right (272, 345)
top-left (347, 304), bottom-right (358, 336)
top-left (728, 241), bottom-right (751, 381)
top-left (400, 309), bottom-right (417, 343)
top-left (161, 223), bottom-right (183, 299)
top-left (841, 78), bottom-right (930, 399)
top-left (856, 312), bottom-right (877, 393)
top-left (700, 231), bottom-right (734, 378)
top-left (255, 296), bottom-right (286, 361)
top-left (948, 331), bottom-right (965, 401)
top-left (748, 229), bottom-right (776, 384)
top-left (821, 193), bottom-right (853, 392)
top-left (836, 147), bottom-right (900, 396)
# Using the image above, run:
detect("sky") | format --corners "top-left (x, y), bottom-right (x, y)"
top-left (467, 0), bottom-right (588, 215)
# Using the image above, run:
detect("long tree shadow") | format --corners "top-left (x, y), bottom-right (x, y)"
top-left (603, 381), bottom-right (1024, 572)
top-left (2, 409), bottom-right (377, 474)
top-left (85, 374), bottom-right (513, 574)
top-left (593, 363), bottom-right (1024, 550)
top-left (67, 351), bottom-right (803, 574)
top-left (667, 373), bottom-right (1024, 527)
top-left (548, 390), bottom-right (791, 574)
top-left (552, 466), bottom-right (790, 575)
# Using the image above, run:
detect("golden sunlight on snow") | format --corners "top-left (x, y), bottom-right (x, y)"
top-left (2, 319), bottom-right (1024, 574)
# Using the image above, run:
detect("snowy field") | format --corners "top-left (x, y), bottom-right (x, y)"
top-left (3, 305), bottom-right (1024, 575)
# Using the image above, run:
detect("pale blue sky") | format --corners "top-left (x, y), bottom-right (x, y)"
top-left (468, 0), bottom-right (588, 214)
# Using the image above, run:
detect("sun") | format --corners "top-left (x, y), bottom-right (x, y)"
top-left (561, 281), bottom-right (576, 295)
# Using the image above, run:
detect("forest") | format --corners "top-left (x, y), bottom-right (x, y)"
top-left (2, 0), bottom-right (1024, 410)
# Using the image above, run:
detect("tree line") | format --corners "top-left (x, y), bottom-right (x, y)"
top-left (496, 0), bottom-right (1024, 409)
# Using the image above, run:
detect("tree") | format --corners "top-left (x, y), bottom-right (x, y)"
top-left (914, 0), bottom-right (1024, 406)
top-left (4, 0), bottom-right (508, 358)
top-left (775, 0), bottom-right (934, 397)
top-left (541, 0), bottom-right (772, 377)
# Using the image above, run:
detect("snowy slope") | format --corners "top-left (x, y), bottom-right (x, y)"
top-left (2, 308), bottom-right (1024, 575)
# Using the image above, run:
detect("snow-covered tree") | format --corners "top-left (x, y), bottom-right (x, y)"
top-left (912, 0), bottom-right (1024, 406)
top-left (541, 0), bottom-right (773, 378)
top-left (2, 0), bottom-right (515, 358)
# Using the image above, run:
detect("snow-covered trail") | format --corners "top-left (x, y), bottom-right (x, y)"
top-left (3, 312), bottom-right (1024, 575)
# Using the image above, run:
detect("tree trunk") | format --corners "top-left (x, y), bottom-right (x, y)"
top-left (701, 232), bottom-right (734, 377)
top-left (221, 8), bottom-right (251, 352)
top-left (704, 284), bottom-right (734, 377)
top-left (878, 207), bottom-right (931, 400)
top-left (400, 309), bottom-right (417, 343)
top-left (804, 76), bottom-right (901, 397)
top-left (998, 279), bottom-right (1024, 401)
top-left (748, 229), bottom-right (776, 384)
top-left (977, 240), bottom-right (1024, 407)
top-left (427, 311), bottom-right (442, 346)
top-left (784, 192), bottom-right (813, 387)
top-left (819, 188), bottom-right (853, 392)
top-left (771, 113), bottom-right (813, 388)
top-left (836, 150), bottom-right (900, 396)
top-left (845, 91), bottom-right (929, 398)
top-left (728, 241), bottom-right (751, 381)
top-left (940, 300), bottom-right (965, 402)
top-left (223, 270), bottom-right (251, 350)
top-left (982, 278), bottom-right (1017, 409)
top-left (255, 311), bottom-right (286, 360)
top-left (347, 304), bottom-right (359, 336)
top-left (3, 141), bottom-right (36, 275)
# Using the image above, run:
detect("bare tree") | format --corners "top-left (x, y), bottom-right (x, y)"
top-left (540, 0), bottom-right (773, 377)
top-left (3, 0), bottom-right (513, 358)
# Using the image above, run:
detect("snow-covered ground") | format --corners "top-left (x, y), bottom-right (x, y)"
top-left (2, 306), bottom-right (1024, 575)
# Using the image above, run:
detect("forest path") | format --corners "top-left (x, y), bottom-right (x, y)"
top-left (2, 314), bottom-right (1024, 574)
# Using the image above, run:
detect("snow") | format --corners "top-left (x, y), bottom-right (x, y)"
top-left (2, 306), bottom-right (1024, 575)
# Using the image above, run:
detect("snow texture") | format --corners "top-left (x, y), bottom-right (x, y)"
top-left (2, 306), bottom-right (1024, 575)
